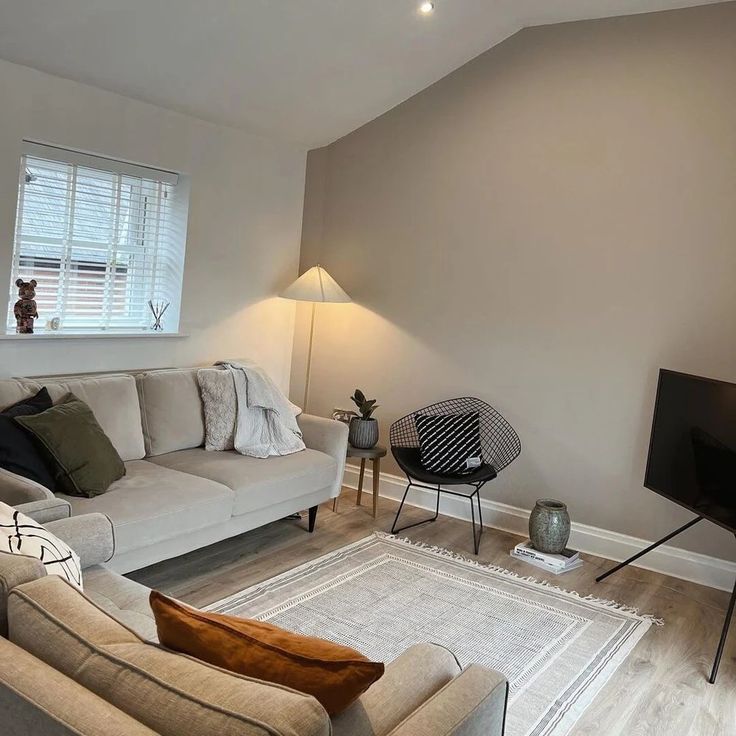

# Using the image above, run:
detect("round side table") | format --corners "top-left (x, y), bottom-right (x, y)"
top-left (333, 444), bottom-right (387, 518)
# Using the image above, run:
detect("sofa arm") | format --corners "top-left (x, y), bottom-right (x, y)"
top-left (16, 497), bottom-right (72, 524)
top-left (298, 414), bottom-right (348, 498)
top-left (0, 468), bottom-right (54, 506)
top-left (333, 643), bottom-right (460, 736)
top-left (45, 513), bottom-right (115, 569)
top-left (0, 637), bottom-right (160, 736)
top-left (387, 665), bottom-right (508, 736)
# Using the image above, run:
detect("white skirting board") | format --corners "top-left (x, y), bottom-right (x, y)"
top-left (342, 464), bottom-right (736, 592)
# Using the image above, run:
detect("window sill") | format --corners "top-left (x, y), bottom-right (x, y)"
top-left (0, 332), bottom-right (189, 340)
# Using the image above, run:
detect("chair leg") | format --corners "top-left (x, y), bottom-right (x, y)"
top-left (391, 481), bottom-right (441, 535)
top-left (476, 486), bottom-right (484, 532)
top-left (308, 505), bottom-right (318, 533)
top-left (468, 488), bottom-right (485, 555)
top-left (470, 491), bottom-right (480, 555)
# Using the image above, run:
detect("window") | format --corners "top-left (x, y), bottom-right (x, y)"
top-left (7, 141), bottom-right (188, 335)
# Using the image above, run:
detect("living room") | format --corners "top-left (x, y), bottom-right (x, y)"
top-left (0, 2), bottom-right (734, 735)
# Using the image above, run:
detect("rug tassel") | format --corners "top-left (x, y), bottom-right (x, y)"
top-left (376, 532), bottom-right (664, 626)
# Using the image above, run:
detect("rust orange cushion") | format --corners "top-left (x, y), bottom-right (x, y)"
top-left (150, 591), bottom-right (384, 715)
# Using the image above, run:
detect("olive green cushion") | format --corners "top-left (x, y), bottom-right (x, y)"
top-left (15, 394), bottom-right (125, 497)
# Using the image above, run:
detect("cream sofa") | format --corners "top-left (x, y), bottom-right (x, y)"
top-left (0, 366), bottom-right (348, 573)
top-left (0, 503), bottom-right (509, 736)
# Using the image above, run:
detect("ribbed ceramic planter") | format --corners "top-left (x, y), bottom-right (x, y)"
top-left (529, 499), bottom-right (570, 554)
top-left (348, 418), bottom-right (379, 449)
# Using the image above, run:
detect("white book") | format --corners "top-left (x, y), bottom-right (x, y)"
top-left (513, 540), bottom-right (579, 569)
top-left (510, 550), bottom-right (584, 575)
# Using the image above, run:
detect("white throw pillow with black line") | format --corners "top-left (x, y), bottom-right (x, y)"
top-left (415, 412), bottom-right (483, 475)
top-left (0, 501), bottom-right (82, 589)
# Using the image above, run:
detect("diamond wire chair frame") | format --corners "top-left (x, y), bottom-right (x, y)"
top-left (389, 397), bottom-right (521, 554)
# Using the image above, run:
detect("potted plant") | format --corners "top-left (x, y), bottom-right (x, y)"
top-left (348, 389), bottom-right (379, 449)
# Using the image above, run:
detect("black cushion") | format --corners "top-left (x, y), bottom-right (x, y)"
top-left (0, 387), bottom-right (56, 490)
top-left (392, 446), bottom-right (497, 485)
top-left (414, 412), bottom-right (483, 475)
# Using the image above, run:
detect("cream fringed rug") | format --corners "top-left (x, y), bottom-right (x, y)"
top-left (209, 533), bottom-right (661, 736)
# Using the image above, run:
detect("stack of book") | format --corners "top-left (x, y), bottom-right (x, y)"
top-left (510, 540), bottom-right (583, 575)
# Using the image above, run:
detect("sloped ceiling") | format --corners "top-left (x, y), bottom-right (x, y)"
top-left (0, 0), bottom-right (723, 146)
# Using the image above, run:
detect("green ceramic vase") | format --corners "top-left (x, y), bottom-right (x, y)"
top-left (529, 498), bottom-right (570, 554)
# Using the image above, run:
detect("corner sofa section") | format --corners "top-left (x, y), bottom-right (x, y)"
top-left (0, 506), bottom-right (508, 736)
top-left (0, 367), bottom-right (348, 574)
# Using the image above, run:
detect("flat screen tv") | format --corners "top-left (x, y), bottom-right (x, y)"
top-left (645, 369), bottom-right (736, 534)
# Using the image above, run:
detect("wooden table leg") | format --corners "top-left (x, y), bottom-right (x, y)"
top-left (372, 458), bottom-right (380, 518)
top-left (332, 496), bottom-right (339, 512)
top-left (356, 459), bottom-right (366, 506)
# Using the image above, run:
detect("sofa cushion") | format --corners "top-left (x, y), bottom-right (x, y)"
top-left (83, 565), bottom-right (157, 641)
top-left (148, 448), bottom-right (337, 516)
top-left (0, 387), bottom-right (57, 490)
top-left (151, 590), bottom-right (385, 716)
top-left (8, 576), bottom-right (331, 736)
top-left (0, 636), bottom-right (160, 736)
top-left (0, 502), bottom-right (82, 590)
top-left (59, 460), bottom-right (234, 555)
top-left (198, 368), bottom-right (236, 451)
top-left (0, 380), bottom-right (36, 412)
top-left (18, 375), bottom-right (145, 462)
top-left (137, 369), bottom-right (205, 456)
top-left (16, 395), bottom-right (126, 498)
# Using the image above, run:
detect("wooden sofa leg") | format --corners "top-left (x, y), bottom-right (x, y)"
top-left (308, 505), bottom-right (318, 533)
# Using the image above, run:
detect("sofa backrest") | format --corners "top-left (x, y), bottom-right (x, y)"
top-left (16, 374), bottom-right (146, 462)
top-left (136, 368), bottom-right (206, 456)
top-left (0, 551), bottom-right (45, 638)
top-left (8, 576), bottom-right (330, 736)
top-left (0, 379), bottom-right (37, 411)
top-left (0, 636), bottom-right (160, 736)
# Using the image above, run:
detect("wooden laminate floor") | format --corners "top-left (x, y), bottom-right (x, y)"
top-left (130, 489), bottom-right (736, 736)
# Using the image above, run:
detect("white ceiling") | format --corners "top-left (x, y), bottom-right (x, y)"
top-left (0, 0), bottom-right (722, 147)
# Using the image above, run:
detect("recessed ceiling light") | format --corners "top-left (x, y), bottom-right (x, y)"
top-left (419, 2), bottom-right (435, 15)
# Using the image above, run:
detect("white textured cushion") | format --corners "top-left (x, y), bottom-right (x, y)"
top-left (0, 502), bottom-right (82, 590)
top-left (197, 368), bottom-right (236, 451)
top-left (137, 369), bottom-right (205, 456)
top-left (17, 375), bottom-right (145, 462)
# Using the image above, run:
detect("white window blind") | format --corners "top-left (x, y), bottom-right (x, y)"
top-left (7, 142), bottom-right (188, 335)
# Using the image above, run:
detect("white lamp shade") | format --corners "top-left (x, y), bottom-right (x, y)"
top-left (280, 265), bottom-right (351, 303)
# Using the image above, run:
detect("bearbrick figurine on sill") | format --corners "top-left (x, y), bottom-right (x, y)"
top-left (14, 278), bottom-right (38, 334)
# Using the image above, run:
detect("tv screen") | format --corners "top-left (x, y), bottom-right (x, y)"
top-left (645, 369), bottom-right (736, 533)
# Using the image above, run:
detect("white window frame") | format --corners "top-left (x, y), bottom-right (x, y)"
top-left (6, 141), bottom-right (188, 336)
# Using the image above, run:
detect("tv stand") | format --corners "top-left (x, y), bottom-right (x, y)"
top-left (596, 515), bottom-right (736, 684)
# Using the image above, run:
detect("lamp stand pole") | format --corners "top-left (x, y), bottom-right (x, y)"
top-left (303, 301), bottom-right (317, 411)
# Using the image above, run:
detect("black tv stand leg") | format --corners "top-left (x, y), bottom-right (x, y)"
top-left (710, 545), bottom-right (736, 684)
top-left (595, 516), bottom-right (703, 584)
top-left (595, 516), bottom-right (736, 684)
top-left (308, 505), bottom-right (318, 533)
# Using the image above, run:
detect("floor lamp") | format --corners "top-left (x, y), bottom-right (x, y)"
top-left (280, 265), bottom-right (351, 411)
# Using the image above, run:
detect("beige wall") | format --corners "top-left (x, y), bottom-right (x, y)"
top-left (294, 2), bottom-right (736, 560)
top-left (0, 59), bottom-right (306, 389)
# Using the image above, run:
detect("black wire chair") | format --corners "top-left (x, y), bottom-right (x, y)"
top-left (390, 397), bottom-right (521, 554)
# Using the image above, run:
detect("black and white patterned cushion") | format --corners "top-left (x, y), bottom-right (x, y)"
top-left (0, 502), bottom-right (82, 589)
top-left (415, 412), bottom-right (483, 475)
